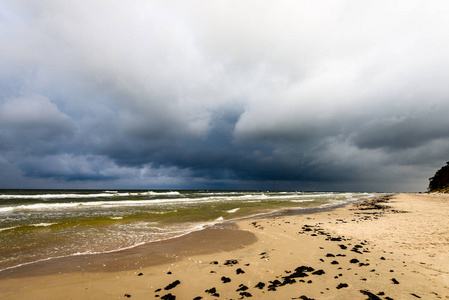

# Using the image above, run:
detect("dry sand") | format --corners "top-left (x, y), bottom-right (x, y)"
top-left (1, 193), bottom-right (448, 299)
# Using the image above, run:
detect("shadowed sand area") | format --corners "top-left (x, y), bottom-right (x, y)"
top-left (1, 194), bottom-right (448, 299)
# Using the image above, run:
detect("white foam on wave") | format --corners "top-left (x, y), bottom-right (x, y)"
top-left (215, 216), bottom-right (224, 221)
top-left (318, 194), bottom-right (377, 208)
top-left (0, 199), bottom-right (193, 213)
top-left (30, 223), bottom-right (57, 227)
top-left (0, 226), bottom-right (19, 232)
top-left (290, 199), bottom-right (315, 203)
top-left (0, 191), bottom-right (376, 215)
top-left (293, 193), bottom-right (335, 198)
top-left (0, 193), bottom-right (122, 200)
top-left (227, 208), bottom-right (240, 213)
top-left (0, 191), bottom-right (181, 200)
top-left (146, 191), bottom-right (181, 196)
top-left (0, 194), bottom-right (268, 213)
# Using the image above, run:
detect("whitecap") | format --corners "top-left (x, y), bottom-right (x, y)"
top-left (0, 226), bottom-right (19, 232)
top-left (0, 192), bottom-right (123, 200)
top-left (30, 223), bottom-right (57, 227)
top-left (290, 199), bottom-right (315, 203)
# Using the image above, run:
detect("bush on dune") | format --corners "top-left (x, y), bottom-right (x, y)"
top-left (428, 162), bottom-right (449, 193)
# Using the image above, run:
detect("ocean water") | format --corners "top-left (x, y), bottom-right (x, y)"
top-left (0, 190), bottom-right (376, 272)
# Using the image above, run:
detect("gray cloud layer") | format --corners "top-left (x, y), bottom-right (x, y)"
top-left (1, 0), bottom-right (449, 191)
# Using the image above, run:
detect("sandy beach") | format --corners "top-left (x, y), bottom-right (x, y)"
top-left (1, 193), bottom-right (448, 299)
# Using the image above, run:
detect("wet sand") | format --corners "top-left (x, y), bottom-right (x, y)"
top-left (1, 193), bottom-right (448, 299)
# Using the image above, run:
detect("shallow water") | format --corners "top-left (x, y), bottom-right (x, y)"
top-left (0, 190), bottom-right (376, 272)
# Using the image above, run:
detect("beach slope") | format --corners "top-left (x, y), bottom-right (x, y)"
top-left (1, 193), bottom-right (448, 299)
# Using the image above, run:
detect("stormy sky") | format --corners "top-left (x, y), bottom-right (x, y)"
top-left (1, 1), bottom-right (449, 192)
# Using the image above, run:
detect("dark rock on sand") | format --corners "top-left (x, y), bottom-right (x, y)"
top-left (302, 225), bottom-right (313, 232)
top-left (411, 293), bottom-right (421, 298)
top-left (224, 260), bottom-right (239, 266)
top-left (391, 278), bottom-right (399, 284)
top-left (331, 260), bottom-right (339, 265)
top-left (350, 259), bottom-right (359, 264)
top-left (124, 294), bottom-right (131, 298)
top-left (358, 263), bottom-right (370, 267)
top-left (282, 277), bottom-right (296, 285)
top-left (336, 283), bottom-right (349, 289)
top-left (254, 282), bottom-right (265, 289)
top-left (239, 291), bottom-right (252, 298)
top-left (326, 253), bottom-right (335, 257)
top-left (359, 289), bottom-right (382, 300)
top-left (338, 244), bottom-right (348, 250)
top-left (205, 287), bottom-right (220, 297)
top-left (267, 280), bottom-right (283, 291)
top-left (137, 273), bottom-right (143, 276)
top-left (312, 269), bottom-right (325, 275)
top-left (284, 266), bottom-right (314, 279)
top-left (351, 245), bottom-right (364, 254)
top-left (161, 294), bottom-right (176, 300)
top-left (210, 261), bottom-right (218, 265)
top-left (236, 268), bottom-right (245, 274)
top-left (297, 296), bottom-right (315, 300)
top-left (164, 280), bottom-right (181, 290)
top-left (221, 276), bottom-right (231, 283)
top-left (193, 297), bottom-right (203, 300)
top-left (236, 284), bottom-right (248, 291)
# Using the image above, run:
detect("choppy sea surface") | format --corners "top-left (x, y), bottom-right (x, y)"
top-left (0, 190), bottom-right (377, 272)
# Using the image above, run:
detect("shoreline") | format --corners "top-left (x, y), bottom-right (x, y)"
top-left (1, 193), bottom-right (448, 299)
top-left (0, 222), bottom-right (257, 278)
top-left (0, 194), bottom-right (374, 277)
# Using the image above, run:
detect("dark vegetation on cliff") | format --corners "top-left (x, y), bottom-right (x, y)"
top-left (428, 161), bottom-right (449, 193)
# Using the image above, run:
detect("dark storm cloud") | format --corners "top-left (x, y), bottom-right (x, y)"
top-left (1, 0), bottom-right (449, 192)
top-left (353, 113), bottom-right (449, 150)
top-left (19, 155), bottom-right (120, 181)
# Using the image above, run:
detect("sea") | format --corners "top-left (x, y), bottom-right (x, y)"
top-left (0, 190), bottom-right (377, 273)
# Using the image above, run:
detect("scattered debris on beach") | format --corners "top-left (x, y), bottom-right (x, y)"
top-left (146, 195), bottom-right (435, 299)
